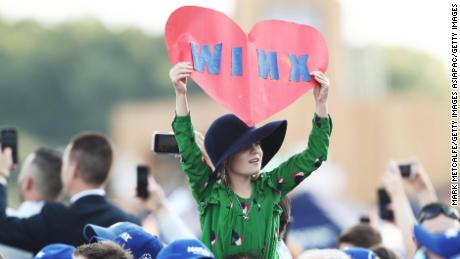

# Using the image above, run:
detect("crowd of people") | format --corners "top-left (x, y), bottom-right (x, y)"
top-left (0, 63), bottom-right (457, 259)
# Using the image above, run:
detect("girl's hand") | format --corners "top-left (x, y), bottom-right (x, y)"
top-left (311, 71), bottom-right (329, 117)
top-left (169, 62), bottom-right (193, 95)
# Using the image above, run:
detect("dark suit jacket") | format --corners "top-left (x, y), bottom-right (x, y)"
top-left (0, 184), bottom-right (140, 253)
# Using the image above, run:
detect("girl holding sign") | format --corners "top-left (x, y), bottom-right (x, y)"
top-left (169, 62), bottom-right (332, 259)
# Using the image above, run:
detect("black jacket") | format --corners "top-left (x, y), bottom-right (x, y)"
top-left (0, 184), bottom-right (140, 253)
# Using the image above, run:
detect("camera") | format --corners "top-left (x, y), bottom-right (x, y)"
top-left (151, 132), bottom-right (179, 154)
top-left (0, 128), bottom-right (18, 164)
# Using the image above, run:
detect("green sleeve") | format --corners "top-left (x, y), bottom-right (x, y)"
top-left (172, 114), bottom-right (213, 202)
top-left (262, 114), bottom-right (332, 198)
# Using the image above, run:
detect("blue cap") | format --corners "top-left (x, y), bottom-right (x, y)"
top-left (34, 244), bottom-right (75, 259)
top-left (414, 224), bottom-right (460, 258)
top-left (343, 247), bottom-right (377, 259)
top-left (157, 239), bottom-right (215, 259)
top-left (83, 222), bottom-right (164, 259)
top-left (83, 222), bottom-right (142, 242)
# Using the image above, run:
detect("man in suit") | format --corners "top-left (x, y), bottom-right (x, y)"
top-left (7, 147), bottom-right (63, 218)
top-left (0, 132), bottom-right (140, 253)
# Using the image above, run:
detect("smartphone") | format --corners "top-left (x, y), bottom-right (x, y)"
top-left (377, 188), bottom-right (394, 221)
top-left (399, 163), bottom-right (415, 179)
top-left (136, 165), bottom-right (149, 199)
top-left (151, 132), bottom-right (179, 154)
top-left (0, 128), bottom-right (18, 164)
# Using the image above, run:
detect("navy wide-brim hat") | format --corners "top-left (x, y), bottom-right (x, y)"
top-left (204, 114), bottom-right (287, 172)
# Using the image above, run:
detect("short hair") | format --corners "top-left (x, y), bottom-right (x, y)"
top-left (223, 253), bottom-right (262, 259)
top-left (298, 249), bottom-right (350, 259)
top-left (31, 148), bottom-right (63, 200)
top-left (69, 132), bottom-right (113, 185)
top-left (279, 196), bottom-right (291, 241)
top-left (337, 224), bottom-right (382, 248)
top-left (73, 241), bottom-right (133, 259)
top-left (370, 245), bottom-right (401, 259)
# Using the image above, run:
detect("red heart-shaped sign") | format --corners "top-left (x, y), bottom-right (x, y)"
top-left (165, 6), bottom-right (329, 126)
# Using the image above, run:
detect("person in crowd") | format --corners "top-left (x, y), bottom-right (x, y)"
top-left (169, 62), bottom-right (331, 258)
top-left (337, 223), bottom-right (382, 249)
top-left (297, 249), bottom-right (350, 259)
top-left (83, 221), bottom-right (164, 259)
top-left (7, 147), bottom-right (62, 218)
top-left (382, 160), bottom-right (460, 258)
top-left (0, 133), bottom-right (140, 253)
top-left (413, 223), bottom-right (460, 259)
top-left (73, 241), bottom-right (133, 259)
top-left (370, 245), bottom-right (401, 259)
top-left (140, 174), bottom-right (195, 243)
top-left (34, 243), bottom-right (75, 259)
top-left (157, 239), bottom-right (215, 259)
top-left (0, 147), bottom-right (63, 259)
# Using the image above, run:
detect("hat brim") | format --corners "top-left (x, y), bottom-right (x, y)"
top-left (83, 222), bottom-right (141, 243)
top-left (83, 224), bottom-right (118, 243)
top-left (212, 120), bottom-right (287, 173)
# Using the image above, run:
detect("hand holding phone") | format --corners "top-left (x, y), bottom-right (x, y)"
top-left (0, 128), bottom-right (17, 164)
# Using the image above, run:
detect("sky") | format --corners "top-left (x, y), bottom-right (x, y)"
top-left (0, 0), bottom-right (450, 68)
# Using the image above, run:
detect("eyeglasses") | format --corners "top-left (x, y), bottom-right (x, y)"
top-left (417, 203), bottom-right (460, 223)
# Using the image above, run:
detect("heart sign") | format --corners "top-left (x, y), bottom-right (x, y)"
top-left (165, 6), bottom-right (329, 126)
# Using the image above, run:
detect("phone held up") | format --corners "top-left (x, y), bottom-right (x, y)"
top-left (136, 165), bottom-right (150, 199)
top-left (0, 128), bottom-right (18, 164)
top-left (151, 132), bottom-right (179, 155)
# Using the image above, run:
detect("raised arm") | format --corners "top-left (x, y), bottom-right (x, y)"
top-left (382, 161), bottom-right (417, 256)
top-left (169, 62), bottom-right (213, 202)
top-left (263, 71), bottom-right (332, 197)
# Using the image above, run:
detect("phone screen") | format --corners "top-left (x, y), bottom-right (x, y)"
top-left (154, 133), bottom-right (179, 154)
top-left (136, 165), bottom-right (149, 199)
top-left (399, 164), bottom-right (412, 178)
top-left (1, 128), bottom-right (18, 164)
top-left (377, 188), bottom-right (394, 221)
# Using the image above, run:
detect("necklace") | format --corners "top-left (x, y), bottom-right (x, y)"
top-left (232, 192), bottom-right (253, 221)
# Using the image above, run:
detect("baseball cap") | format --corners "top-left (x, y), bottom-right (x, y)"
top-left (83, 222), bottom-right (164, 259)
top-left (34, 243), bottom-right (75, 259)
top-left (413, 223), bottom-right (460, 258)
top-left (156, 239), bottom-right (215, 259)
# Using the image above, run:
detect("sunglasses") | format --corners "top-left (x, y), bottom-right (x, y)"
top-left (417, 203), bottom-right (460, 223)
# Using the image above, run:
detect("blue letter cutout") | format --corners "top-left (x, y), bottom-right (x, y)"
top-left (257, 49), bottom-right (279, 80)
top-left (232, 47), bottom-right (243, 76)
top-left (191, 43), bottom-right (222, 75)
top-left (288, 54), bottom-right (311, 82)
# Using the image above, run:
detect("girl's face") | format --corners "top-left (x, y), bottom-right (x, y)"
top-left (228, 142), bottom-right (263, 176)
